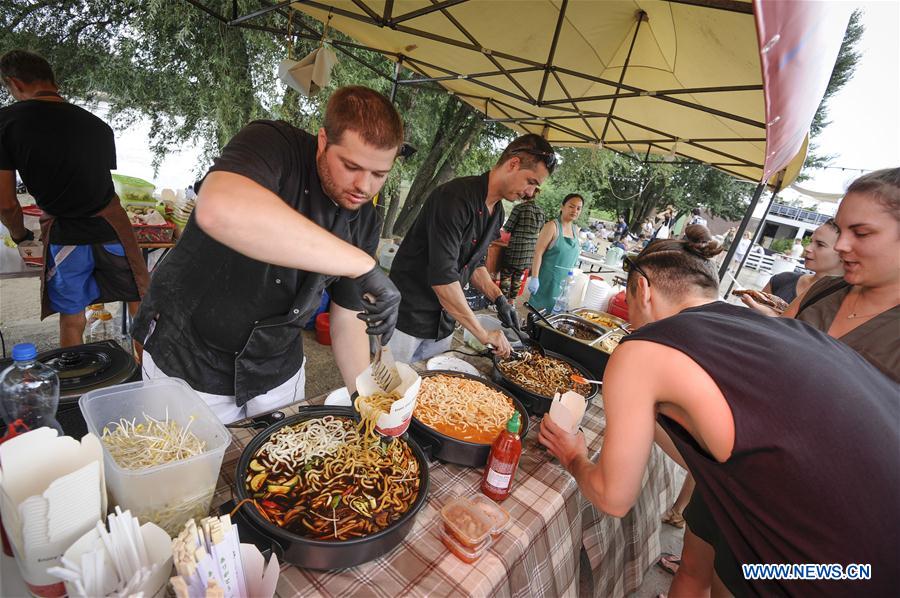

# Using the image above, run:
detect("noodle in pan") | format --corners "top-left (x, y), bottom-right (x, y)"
top-left (241, 413), bottom-right (420, 541)
top-left (498, 351), bottom-right (590, 397)
top-left (415, 375), bottom-right (515, 444)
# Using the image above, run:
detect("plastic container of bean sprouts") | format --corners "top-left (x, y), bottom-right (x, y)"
top-left (79, 378), bottom-right (230, 535)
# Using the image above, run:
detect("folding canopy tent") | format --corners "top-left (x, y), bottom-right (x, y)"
top-left (183, 0), bottom-right (851, 277)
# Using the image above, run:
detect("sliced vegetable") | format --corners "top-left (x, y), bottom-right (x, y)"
top-left (250, 472), bottom-right (268, 492)
top-left (249, 459), bottom-right (266, 472)
top-left (267, 484), bottom-right (292, 494)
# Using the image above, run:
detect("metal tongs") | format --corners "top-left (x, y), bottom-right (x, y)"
top-left (371, 337), bottom-right (401, 392)
top-left (363, 292), bottom-right (402, 392)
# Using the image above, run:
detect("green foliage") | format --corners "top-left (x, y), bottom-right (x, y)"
top-left (769, 238), bottom-right (793, 254)
top-left (537, 147), bottom-right (754, 231)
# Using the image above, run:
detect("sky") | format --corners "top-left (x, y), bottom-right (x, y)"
top-left (799, 0), bottom-right (900, 194)
top-left (108, 1), bottom-right (899, 197)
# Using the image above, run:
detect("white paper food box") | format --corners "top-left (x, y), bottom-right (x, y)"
top-left (548, 390), bottom-right (587, 434)
top-left (355, 362), bottom-right (422, 437)
top-left (0, 428), bottom-right (106, 597)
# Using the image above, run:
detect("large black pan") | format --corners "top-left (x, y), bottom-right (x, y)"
top-left (491, 350), bottom-right (600, 416)
top-left (233, 405), bottom-right (430, 570)
top-left (408, 370), bottom-right (530, 467)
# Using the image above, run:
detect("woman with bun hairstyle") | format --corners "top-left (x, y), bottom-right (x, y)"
top-left (539, 223), bottom-right (899, 597)
top-left (742, 168), bottom-right (900, 382)
top-left (526, 193), bottom-right (584, 311)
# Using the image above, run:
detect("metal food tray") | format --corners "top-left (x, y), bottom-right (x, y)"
top-left (527, 313), bottom-right (616, 379)
top-left (535, 313), bottom-right (608, 343)
top-left (570, 308), bottom-right (628, 332)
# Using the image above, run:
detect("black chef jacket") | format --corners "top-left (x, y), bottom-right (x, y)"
top-left (132, 121), bottom-right (381, 406)
top-left (390, 172), bottom-right (503, 339)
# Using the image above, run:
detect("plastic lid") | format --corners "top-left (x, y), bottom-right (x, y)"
top-left (440, 497), bottom-right (494, 547)
top-left (470, 495), bottom-right (511, 535)
top-left (97, 312), bottom-right (113, 321)
top-left (506, 411), bottom-right (521, 434)
top-left (11, 343), bottom-right (37, 361)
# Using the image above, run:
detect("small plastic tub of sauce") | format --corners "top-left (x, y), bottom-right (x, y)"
top-left (471, 495), bottom-right (511, 539)
top-left (440, 497), bottom-right (494, 548)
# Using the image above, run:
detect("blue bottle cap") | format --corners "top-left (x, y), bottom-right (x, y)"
top-left (11, 343), bottom-right (37, 361)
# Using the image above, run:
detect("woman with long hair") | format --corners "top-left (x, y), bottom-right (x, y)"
top-left (756, 218), bottom-right (844, 305)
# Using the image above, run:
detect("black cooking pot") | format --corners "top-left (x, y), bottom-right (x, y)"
top-left (491, 350), bottom-right (600, 416)
top-left (408, 370), bottom-right (530, 467)
top-left (233, 405), bottom-right (430, 570)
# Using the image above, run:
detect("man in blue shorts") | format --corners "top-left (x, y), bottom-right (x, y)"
top-left (0, 49), bottom-right (148, 346)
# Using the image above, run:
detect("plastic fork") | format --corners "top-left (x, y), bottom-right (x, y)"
top-left (571, 374), bottom-right (603, 386)
top-left (371, 338), bottom-right (401, 392)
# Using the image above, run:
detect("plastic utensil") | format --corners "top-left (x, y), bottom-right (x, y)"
top-left (571, 374), bottom-right (603, 386)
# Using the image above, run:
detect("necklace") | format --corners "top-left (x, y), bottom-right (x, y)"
top-left (846, 289), bottom-right (881, 320)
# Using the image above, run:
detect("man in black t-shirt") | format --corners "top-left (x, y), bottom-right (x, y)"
top-left (132, 86), bottom-right (403, 423)
top-left (388, 135), bottom-right (556, 364)
top-left (0, 50), bottom-right (147, 347)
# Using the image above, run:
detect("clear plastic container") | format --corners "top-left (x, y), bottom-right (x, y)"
top-left (0, 343), bottom-right (63, 434)
top-left (470, 495), bottom-right (511, 539)
top-left (88, 310), bottom-right (115, 344)
top-left (112, 174), bottom-right (156, 204)
top-left (440, 525), bottom-right (491, 564)
top-left (79, 378), bottom-right (230, 535)
top-left (440, 497), bottom-right (494, 549)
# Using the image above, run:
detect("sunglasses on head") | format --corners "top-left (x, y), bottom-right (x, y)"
top-left (511, 148), bottom-right (558, 172)
top-left (622, 255), bottom-right (651, 287)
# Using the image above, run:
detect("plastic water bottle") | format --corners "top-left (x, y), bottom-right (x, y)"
top-left (85, 303), bottom-right (107, 326)
top-left (88, 310), bottom-right (115, 344)
top-left (552, 271), bottom-right (575, 314)
top-left (0, 343), bottom-right (63, 434)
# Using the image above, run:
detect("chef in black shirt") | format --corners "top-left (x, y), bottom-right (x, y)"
top-left (389, 135), bottom-right (556, 363)
top-left (132, 86), bottom-right (403, 423)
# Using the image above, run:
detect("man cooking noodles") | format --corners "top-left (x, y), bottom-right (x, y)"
top-left (132, 86), bottom-right (402, 423)
top-left (388, 134), bottom-right (556, 363)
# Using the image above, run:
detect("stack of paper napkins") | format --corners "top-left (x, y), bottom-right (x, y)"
top-left (0, 428), bottom-right (106, 596)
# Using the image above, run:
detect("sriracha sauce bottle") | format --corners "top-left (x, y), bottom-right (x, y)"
top-left (481, 411), bottom-right (523, 501)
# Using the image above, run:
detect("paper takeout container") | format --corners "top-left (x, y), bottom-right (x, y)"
top-left (0, 428), bottom-right (106, 597)
top-left (355, 362), bottom-right (422, 437)
top-left (548, 390), bottom-right (587, 434)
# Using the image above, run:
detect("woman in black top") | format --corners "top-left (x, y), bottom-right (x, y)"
top-left (758, 219), bottom-right (843, 305)
top-left (539, 225), bottom-right (898, 597)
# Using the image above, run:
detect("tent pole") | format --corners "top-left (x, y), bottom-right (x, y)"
top-left (718, 181), bottom-right (766, 281)
top-left (389, 58), bottom-right (403, 103)
top-left (723, 184), bottom-right (783, 297)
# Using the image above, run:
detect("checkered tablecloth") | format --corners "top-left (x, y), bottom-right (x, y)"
top-left (214, 384), bottom-right (679, 597)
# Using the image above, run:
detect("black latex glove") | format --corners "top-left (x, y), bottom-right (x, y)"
top-left (355, 264), bottom-right (401, 343)
top-left (11, 229), bottom-right (34, 245)
top-left (495, 295), bottom-right (520, 331)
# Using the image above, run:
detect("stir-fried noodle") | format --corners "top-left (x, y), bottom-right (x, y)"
top-left (241, 412), bottom-right (419, 541)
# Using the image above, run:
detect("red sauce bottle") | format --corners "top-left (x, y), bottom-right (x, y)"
top-left (481, 411), bottom-right (523, 501)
